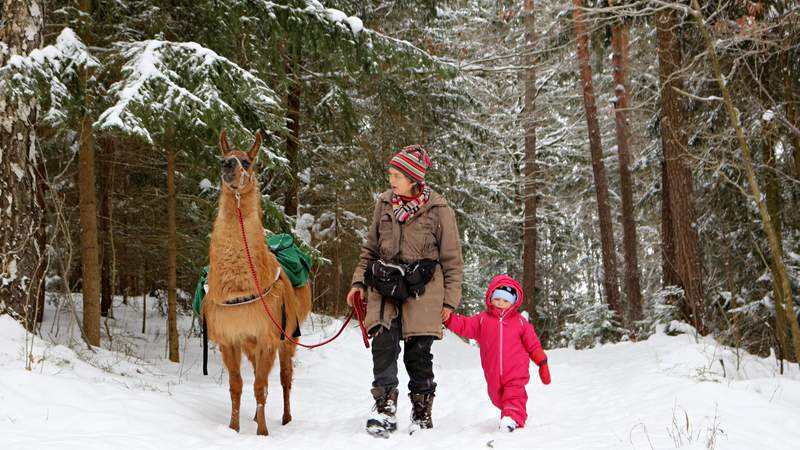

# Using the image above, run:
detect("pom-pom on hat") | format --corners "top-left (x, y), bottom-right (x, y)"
top-left (491, 285), bottom-right (518, 304)
top-left (389, 144), bottom-right (432, 182)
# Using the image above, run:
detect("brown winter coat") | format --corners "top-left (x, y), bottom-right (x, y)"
top-left (351, 189), bottom-right (464, 338)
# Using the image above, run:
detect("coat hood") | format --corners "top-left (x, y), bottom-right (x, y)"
top-left (484, 274), bottom-right (524, 317)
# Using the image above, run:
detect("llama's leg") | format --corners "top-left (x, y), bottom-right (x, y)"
top-left (254, 344), bottom-right (277, 436)
top-left (243, 352), bottom-right (259, 423)
top-left (220, 344), bottom-right (243, 432)
top-left (279, 340), bottom-right (297, 425)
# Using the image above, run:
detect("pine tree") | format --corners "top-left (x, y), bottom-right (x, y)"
top-left (572, 0), bottom-right (622, 321)
top-left (655, 5), bottom-right (705, 334)
top-left (608, 0), bottom-right (642, 330)
top-left (521, 0), bottom-right (539, 324)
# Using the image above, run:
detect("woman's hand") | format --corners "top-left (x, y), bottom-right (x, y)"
top-left (346, 286), bottom-right (365, 307)
top-left (441, 307), bottom-right (452, 323)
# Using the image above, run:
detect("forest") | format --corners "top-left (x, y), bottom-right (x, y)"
top-left (2, 0), bottom-right (799, 369)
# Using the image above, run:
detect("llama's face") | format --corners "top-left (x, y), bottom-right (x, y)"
top-left (219, 129), bottom-right (261, 193)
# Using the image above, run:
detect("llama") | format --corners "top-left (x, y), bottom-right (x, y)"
top-left (202, 129), bottom-right (312, 436)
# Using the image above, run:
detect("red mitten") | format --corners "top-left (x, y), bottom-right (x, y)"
top-left (531, 348), bottom-right (551, 385)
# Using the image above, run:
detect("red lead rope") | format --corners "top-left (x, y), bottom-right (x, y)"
top-left (236, 205), bottom-right (369, 349)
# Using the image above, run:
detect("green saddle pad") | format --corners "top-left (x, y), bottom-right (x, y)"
top-left (267, 233), bottom-right (313, 288)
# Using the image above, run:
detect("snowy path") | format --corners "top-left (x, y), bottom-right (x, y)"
top-left (1, 301), bottom-right (799, 449)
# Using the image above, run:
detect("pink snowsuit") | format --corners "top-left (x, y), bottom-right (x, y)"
top-left (444, 275), bottom-right (544, 427)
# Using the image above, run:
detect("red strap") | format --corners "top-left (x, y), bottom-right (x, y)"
top-left (236, 206), bottom-right (368, 349)
top-left (353, 290), bottom-right (370, 348)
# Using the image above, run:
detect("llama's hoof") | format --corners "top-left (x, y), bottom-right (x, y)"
top-left (257, 425), bottom-right (269, 436)
top-left (282, 413), bottom-right (292, 425)
top-left (228, 421), bottom-right (240, 433)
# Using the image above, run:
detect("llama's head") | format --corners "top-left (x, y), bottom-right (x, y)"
top-left (219, 128), bottom-right (261, 195)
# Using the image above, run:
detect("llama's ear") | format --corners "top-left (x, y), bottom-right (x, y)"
top-left (220, 128), bottom-right (232, 156)
top-left (248, 130), bottom-right (262, 161)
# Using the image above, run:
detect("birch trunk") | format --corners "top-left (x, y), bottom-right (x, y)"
top-left (0, 0), bottom-right (45, 331)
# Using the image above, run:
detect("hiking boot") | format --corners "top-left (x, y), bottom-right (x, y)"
top-left (366, 386), bottom-right (398, 438)
top-left (408, 391), bottom-right (434, 434)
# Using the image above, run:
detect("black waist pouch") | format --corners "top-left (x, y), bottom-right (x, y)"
top-left (364, 260), bottom-right (410, 302)
top-left (364, 259), bottom-right (439, 302)
top-left (404, 259), bottom-right (439, 297)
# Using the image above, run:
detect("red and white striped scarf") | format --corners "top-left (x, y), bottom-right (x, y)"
top-left (391, 185), bottom-right (431, 223)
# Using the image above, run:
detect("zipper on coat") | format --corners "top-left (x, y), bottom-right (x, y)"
top-left (499, 315), bottom-right (504, 377)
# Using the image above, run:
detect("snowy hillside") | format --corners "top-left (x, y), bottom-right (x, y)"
top-left (1, 299), bottom-right (799, 449)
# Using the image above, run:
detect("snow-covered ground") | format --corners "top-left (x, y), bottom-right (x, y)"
top-left (1, 297), bottom-right (799, 449)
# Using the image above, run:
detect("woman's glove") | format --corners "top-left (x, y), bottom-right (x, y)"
top-left (531, 348), bottom-right (551, 385)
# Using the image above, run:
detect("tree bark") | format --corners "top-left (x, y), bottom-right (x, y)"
top-left (0, 0), bottom-right (45, 330)
top-left (572, 0), bottom-right (622, 318)
top-left (689, 0), bottom-right (799, 359)
top-left (34, 161), bottom-right (47, 324)
top-left (284, 55), bottom-right (302, 218)
top-left (661, 161), bottom-right (679, 291)
top-left (74, 0), bottom-right (102, 346)
top-left (166, 142), bottom-right (179, 362)
top-left (99, 139), bottom-right (113, 318)
top-left (785, 52), bottom-right (800, 180)
top-left (78, 112), bottom-right (101, 345)
top-left (763, 118), bottom-right (792, 361)
top-left (609, 2), bottom-right (643, 329)
top-left (521, 0), bottom-right (539, 323)
top-left (656, 7), bottom-right (705, 334)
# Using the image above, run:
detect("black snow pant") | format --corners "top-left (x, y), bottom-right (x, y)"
top-left (371, 317), bottom-right (436, 394)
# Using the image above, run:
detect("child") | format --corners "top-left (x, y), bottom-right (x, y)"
top-left (443, 274), bottom-right (550, 432)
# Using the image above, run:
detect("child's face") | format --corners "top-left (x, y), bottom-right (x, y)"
top-left (491, 298), bottom-right (513, 310)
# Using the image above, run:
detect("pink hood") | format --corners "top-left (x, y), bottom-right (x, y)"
top-left (484, 274), bottom-right (524, 317)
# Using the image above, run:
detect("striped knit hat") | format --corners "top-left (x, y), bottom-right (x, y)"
top-left (389, 145), bottom-right (432, 182)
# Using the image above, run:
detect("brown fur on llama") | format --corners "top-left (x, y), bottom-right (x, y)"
top-left (202, 129), bottom-right (311, 436)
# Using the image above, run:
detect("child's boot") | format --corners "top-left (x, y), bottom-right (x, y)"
top-left (499, 416), bottom-right (518, 432)
top-left (409, 391), bottom-right (435, 433)
top-left (366, 386), bottom-right (398, 438)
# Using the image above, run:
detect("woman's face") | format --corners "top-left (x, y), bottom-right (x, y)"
top-left (388, 167), bottom-right (415, 197)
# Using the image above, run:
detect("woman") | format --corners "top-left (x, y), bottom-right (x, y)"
top-left (346, 145), bottom-right (464, 437)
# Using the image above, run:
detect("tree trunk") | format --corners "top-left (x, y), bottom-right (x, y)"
top-left (34, 160), bottom-right (47, 324)
top-left (689, 0), bottom-right (800, 359)
top-left (100, 139), bottom-right (113, 318)
top-left (521, 0), bottom-right (539, 323)
top-left (74, 0), bottom-right (102, 346)
top-left (166, 143), bottom-right (179, 362)
top-left (284, 55), bottom-right (302, 218)
top-left (572, 0), bottom-right (622, 318)
top-left (763, 118), bottom-right (792, 362)
top-left (785, 52), bottom-right (800, 180)
top-left (656, 7), bottom-right (705, 334)
top-left (661, 160), bottom-right (679, 291)
top-left (0, 0), bottom-right (45, 330)
top-left (333, 192), bottom-right (341, 316)
top-left (609, 0), bottom-right (642, 330)
top-left (141, 271), bottom-right (147, 334)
